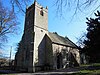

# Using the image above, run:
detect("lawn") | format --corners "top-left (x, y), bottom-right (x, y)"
top-left (0, 63), bottom-right (100, 75)
top-left (72, 63), bottom-right (100, 75)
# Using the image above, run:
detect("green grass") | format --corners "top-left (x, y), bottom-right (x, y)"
top-left (71, 70), bottom-right (100, 75)
top-left (81, 63), bottom-right (100, 67)
top-left (71, 63), bottom-right (100, 75)
top-left (79, 69), bottom-right (100, 74)
top-left (92, 63), bottom-right (100, 66)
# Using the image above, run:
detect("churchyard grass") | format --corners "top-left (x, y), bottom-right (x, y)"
top-left (72, 63), bottom-right (100, 75)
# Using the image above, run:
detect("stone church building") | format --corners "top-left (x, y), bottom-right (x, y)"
top-left (15, 1), bottom-right (80, 72)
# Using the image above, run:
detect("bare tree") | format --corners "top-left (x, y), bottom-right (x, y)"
top-left (0, 1), bottom-right (19, 47)
top-left (10, 0), bottom-right (32, 13)
top-left (54, 0), bottom-right (100, 17)
top-left (2, 0), bottom-right (99, 17)
top-left (76, 32), bottom-right (86, 48)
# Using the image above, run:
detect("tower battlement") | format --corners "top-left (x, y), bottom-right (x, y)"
top-left (26, 0), bottom-right (48, 13)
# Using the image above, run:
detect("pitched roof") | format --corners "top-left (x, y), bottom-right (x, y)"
top-left (48, 32), bottom-right (78, 48)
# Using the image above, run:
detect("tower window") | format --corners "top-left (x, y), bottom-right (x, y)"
top-left (40, 10), bottom-right (44, 16)
top-left (41, 30), bottom-right (43, 32)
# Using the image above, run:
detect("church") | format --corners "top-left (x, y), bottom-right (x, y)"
top-left (15, 0), bottom-right (80, 72)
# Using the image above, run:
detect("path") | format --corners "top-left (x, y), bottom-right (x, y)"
top-left (0, 67), bottom-right (79, 75)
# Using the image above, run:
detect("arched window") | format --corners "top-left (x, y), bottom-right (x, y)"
top-left (40, 10), bottom-right (44, 16)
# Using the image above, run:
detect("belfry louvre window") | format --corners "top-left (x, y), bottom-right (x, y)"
top-left (40, 10), bottom-right (44, 16)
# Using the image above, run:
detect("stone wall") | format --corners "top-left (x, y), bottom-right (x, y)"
top-left (33, 1), bottom-right (48, 71)
top-left (52, 43), bottom-right (80, 69)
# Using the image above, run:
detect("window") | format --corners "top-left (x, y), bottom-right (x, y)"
top-left (40, 10), bottom-right (44, 16)
top-left (41, 30), bottom-right (43, 32)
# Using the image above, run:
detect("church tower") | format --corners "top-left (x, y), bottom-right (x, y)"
top-left (15, 1), bottom-right (48, 72)
top-left (26, 1), bottom-right (48, 72)
top-left (32, 0), bottom-right (48, 72)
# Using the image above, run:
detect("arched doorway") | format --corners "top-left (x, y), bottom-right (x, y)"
top-left (57, 52), bottom-right (62, 69)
